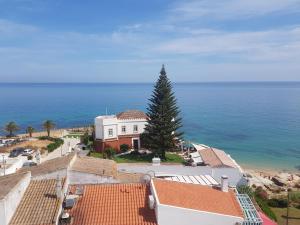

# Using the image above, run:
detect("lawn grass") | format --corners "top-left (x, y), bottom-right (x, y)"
top-left (89, 151), bottom-right (184, 164)
top-left (271, 207), bottom-right (300, 225)
top-left (89, 151), bottom-right (104, 158)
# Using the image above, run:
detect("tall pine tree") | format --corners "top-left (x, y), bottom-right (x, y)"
top-left (144, 65), bottom-right (183, 159)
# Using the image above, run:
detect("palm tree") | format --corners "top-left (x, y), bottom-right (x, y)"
top-left (4, 121), bottom-right (19, 137)
top-left (26, 126), bottom-right (35, 137)
top-left (43, 120), bottom-right (55, 137)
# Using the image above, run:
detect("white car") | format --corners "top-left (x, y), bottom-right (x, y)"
top-left (22, 149), bottom-right (34, 156)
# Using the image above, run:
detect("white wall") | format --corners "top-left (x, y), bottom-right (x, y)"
top-left (95, 115), bottom-right (147, 140)
top-left (95, 117), bottom-right (104, 139)
top-left (32, 169), bottom-right (67, 180)
top-left (95, 116), bottom-right (118, 140)
top-left (68, 170), bottom-right (118, 184)
top-left (0, 172), bottom-right (31, 225)
top-left (103, 124), bottom-right (118, 139)
top-left (117, 120), bottom-right (147, 135)
top-left (212, 168), bottom-right (246, 187)
top-left (0, 157), bottom-right (26, 176)
top-left (156, 204), bottom-right (244, 225)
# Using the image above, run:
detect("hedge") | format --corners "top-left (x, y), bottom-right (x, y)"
top-left (255, 195), bottom-right (277, 221)
top-left (39, 136), bottom-right (64, 152)
top-left (267, 198), bottom-right (288, 208)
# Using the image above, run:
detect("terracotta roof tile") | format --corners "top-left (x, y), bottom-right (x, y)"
top-left (9, 178), bottom-right (65, 225)
top-left (153, 179), bottom-right (244, 218)
top-left (199, 148), bottom-right (237, 168)
top-left (116, 110), bottom-right (147, 120)
top-left (69, 183), bottom-right (157, 225)
top-left (70, 156), bottom-right (117, 177)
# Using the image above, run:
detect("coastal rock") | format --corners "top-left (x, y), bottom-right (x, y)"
top-left (272, 176), bottom-right (285, 187)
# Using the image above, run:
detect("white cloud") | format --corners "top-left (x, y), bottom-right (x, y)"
top-left (170, 0), bottom-right (300, 21)
top-left (0, 19), bottom-right (37, 36)
top-left (1, 0), bottom-right (300, 81)
top-left (155, 26), bottom-right (300, 62)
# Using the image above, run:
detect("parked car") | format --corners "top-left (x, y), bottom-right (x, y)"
top-left (9, 147), bottom-right (25, 157)
top-left (22, 149), bottom-right (34, 156)
top-left (22, 161), bottom-right (37, 168)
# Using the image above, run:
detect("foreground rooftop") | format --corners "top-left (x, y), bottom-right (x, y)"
top-left (9, 178), bottom-right (65, 225)
top-left (152, 179), bottom-right (244, 218)
top-left (68, 183), bottom-right (157, 225)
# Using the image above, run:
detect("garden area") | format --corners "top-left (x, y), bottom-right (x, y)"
top-left (238, 186), bottom-right (300, 225)
top-left (38, 136), bottom-right (64, 152)
top-left (89, 149), bottom-right (185, 164)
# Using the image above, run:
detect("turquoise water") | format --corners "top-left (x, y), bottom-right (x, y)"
top-left (0, 82), bottom-right (300, 170)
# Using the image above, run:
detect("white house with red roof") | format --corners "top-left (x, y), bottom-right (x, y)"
top-left (94, 110), bottom-right (147, 152)
top-left (150, 178), bottom-right (246, 225)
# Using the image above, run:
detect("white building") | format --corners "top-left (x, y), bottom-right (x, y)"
top-left (0, 172), bottom-right (31, 225)
top-left (150, 178), bottom-right (262, 225)
top-left (94, 110), bottom-right (147, 152)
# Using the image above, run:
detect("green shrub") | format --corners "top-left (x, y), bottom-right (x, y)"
top-left (40, 137), bottom-right (64, 152)
top-left (120, 144), bottom-right (129, 153)
top-left (268, 198), bottom-right (288, 208)
top-left (104, 147), bottom-right (116, 159)
top-left (81, 131), bottom-right (89, 145)
top-left (255, 195), bottom-right (277, 221)
top-left (237, 185), bottom-right (254, 198)
top-left (255, 187), bottom-right (268, 200)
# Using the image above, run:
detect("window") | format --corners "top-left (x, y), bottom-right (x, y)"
top-left (133, 125), bottom-right (138, 132)
top-left (121, 126), bottom-right (126, 133)
top-left (108, 128), bottom-right (113, 137)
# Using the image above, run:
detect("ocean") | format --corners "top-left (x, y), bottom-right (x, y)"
top-left (0, 82), bottom-right (300, 171)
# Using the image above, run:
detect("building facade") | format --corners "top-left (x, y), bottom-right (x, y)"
top-left (94, 110), bottom-right (147, 152)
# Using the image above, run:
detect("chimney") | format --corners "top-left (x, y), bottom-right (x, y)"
top-left (56, 175), bottom-right (62, 199)
top-left (152, 157), bottom-right (161, 166)
top-left (221, 175), bottom-right (229, 192)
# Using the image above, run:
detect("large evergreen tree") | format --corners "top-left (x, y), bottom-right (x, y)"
top-left (144, 65), bottom-right (183, 159)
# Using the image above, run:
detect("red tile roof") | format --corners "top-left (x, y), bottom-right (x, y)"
top-left (69, 183), bottom-right (157, 225)
top-left (152, 179), bottom-right (244, 218)
top-left (117, 110), bottom-right (147, 120)
top-left (199, 148), bottom-right (238, 168)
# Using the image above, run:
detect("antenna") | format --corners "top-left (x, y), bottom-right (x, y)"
top-left (105, 107), bottom-right (108, 115)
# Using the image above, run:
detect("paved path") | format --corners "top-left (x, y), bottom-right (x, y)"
top-left (40, 137), bottom-right (80, 162)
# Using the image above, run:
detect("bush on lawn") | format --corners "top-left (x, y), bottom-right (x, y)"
top-left (268, 198), bottom-right (288, 208)
top-left (39, 136), bottom-right (64, 152)
top-left (104, 147), bottom-right (116, 159)
top-left (255, 186), bottom-right (268, 200)
top-left (255, 195), bottom-right (277, 221)
top-left (81, 131), bottom-right (89, 146)
top-left (120, 144), bottom-right (129, 153)
top-left (237, 185), bottom-right (254, 198)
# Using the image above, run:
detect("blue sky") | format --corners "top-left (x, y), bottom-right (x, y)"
top-left (1, 0), bottom-right (300, 82)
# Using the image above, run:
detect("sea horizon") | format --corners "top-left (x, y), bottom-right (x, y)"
top-left (1, 82), bottom-right (300, 171)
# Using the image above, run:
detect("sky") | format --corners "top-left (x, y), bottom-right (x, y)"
top-left (0, 0), bottom-right (300, 82)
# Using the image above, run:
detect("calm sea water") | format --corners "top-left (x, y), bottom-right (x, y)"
top-left (0, 82), bottom-right (300, 171)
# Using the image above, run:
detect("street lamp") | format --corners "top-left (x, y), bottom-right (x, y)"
top-left (2, 155), bottom-right (6, 176)
top-left (286, 189), bottom-right (291, 225)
